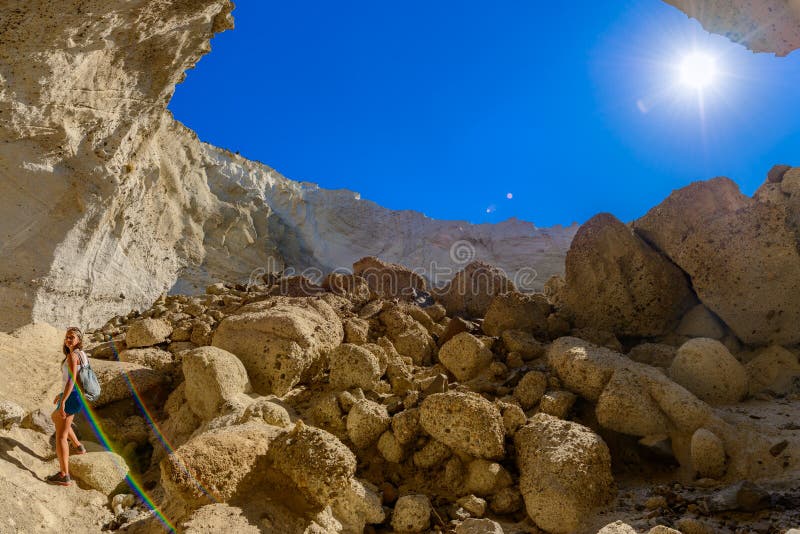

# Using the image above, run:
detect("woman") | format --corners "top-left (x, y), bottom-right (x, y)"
top-left (46, 326), bottom-right (88, 486)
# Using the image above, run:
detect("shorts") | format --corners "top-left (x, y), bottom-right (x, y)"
top-left (61, 390), bottom-right (83, 415)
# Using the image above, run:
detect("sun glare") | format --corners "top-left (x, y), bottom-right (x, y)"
top-left (679, 52), bottom-right (717, 89)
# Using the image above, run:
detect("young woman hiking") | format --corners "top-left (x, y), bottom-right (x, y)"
top-left (46, 326), bottom-right (88, 486)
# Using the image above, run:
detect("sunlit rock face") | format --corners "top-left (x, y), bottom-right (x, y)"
top-left (0, 1), bottom-right (576, 331)
top-left (663, 0), bottom-right (800, 56)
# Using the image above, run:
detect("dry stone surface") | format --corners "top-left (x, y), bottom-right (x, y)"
top-left (515, 414), bottom-right (614, 534)
top-left (564, 212), bottom-right (695, 337)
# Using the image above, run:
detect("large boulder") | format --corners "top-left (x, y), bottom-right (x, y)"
top-left (437, 332), bottom-right (493, 382)
top-left (266, 421), bottom-right (357, 507)
top-left (125, 318), bottom-right (173, 348)
top-left (481, 291), bottom-right (550, 337)
top-left (595, 368), bottom-right (670, 437)
top-left (418, 392), bottom-right (505, 459)
top-left (328, 343), bottom-right (382, 391)
top-left (745, 345), bottom-right (800, 396)
top-left (212, 296), bottom-right (343, 395)
top-left (70, 449), bottom-right (129, 495)
top-left (91, 359), bottom-right (168, 407)
top-left (352, 256), bottom-right (427, 300)
top-left (379, 307), bottom-right (435, 365)
top-left (515, 414), bottom-right (614, 534)
top-left (668, 338), bottom-right (748, 405)
top-left (331, 478), bottom-right (385, 533)
top-left (435, 261), bottom-right (515, 318)
top-left (635, 178), bottom-right (800, 345)
top-left (182, 346), bottom-right (252, 420)
top-left (118, 347), bottom-right (176, 373)
top-left (564, 213), bottom-right (695, 337)
top-left (161, 423), bottom-right (283, 510)
top-left (346, 398), bottom-right (391, 448)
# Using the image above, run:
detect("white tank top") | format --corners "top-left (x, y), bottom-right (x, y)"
top-left (61, 350), bottom-right (88, 387)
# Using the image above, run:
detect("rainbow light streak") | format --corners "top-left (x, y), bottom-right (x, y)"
top-left (69, 337), bottom-right (221, 532)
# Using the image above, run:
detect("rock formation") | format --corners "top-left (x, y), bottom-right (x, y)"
top-left (2, 1), bottom-right (800, 533)
top-left (0, 0), bottom-right (576, 332)
top-left (664, 0), bottom-right (800, 56)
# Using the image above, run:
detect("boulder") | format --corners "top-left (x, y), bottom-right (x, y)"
top-left (125, 318), bottom-right (172, 348)
top-left (596, 368), bottom-right (670, 437)
top-left (500, 330), bottom-right (545, 360)
top-left (635, 178), bottom-right (800, 345)
top-left (547, 336), bottom-right (622, 401)
top-left (437, 332), bottom-right (493, 382)
top-left (537, 390), bottom-right (576, 420)
top-left (342, 317), bottom-right (369, 344)
top-left (70, 449), bottom-right (129, 495)
top-left (419, 392), bottom-right (505, 459)
top-left (267, 422), bottom-right (357, 508)
top-left (182, 347), bottom-right (252, 421)
top-left (564, 213), bottom-right (695, 337)
top-left (330, 478), bottom-right (385, 533)
top-left (690, 428), bottom-right (727, 479)
top-left (436, 261), bottom-right (515, 318)
top-left (515, 414), bottom-right (614, 534)
top-left (513, 371), bottom-right (547, 409)
top-left (481, 291), bottom-right (550, 337)
top-left (161, 423), bottom-right (283, 509)
top-left (412, 438), bottom-right (451, 469)
top-left (211, 296), bottom-right (343, 395)
top-left (668, 338), bottom-right (748, 405)
top-left (118, 347), bottom-right (176, 373)
top-left (745, 346), bottom-right (800, 396)
top-left (377, 430), bottom-right (405, 463)
top-left (767, 164), bottom-right (791, 183)
top-left (21, 408), bottom-right (54, 434)
top-left (353, 256), bottom-right (427, 300)
top-left (380, 307), bottom-right (435, 365)
top-left (91, 359), bottom-right (168, 407)
top-left (464, 459), bottom-right (512, 496)
top-left (392, 408), bottom-right (421, 445)
top-left (237, 397), bottom-right (292, 428)
top-left (391, 494), bottom-right (432, 533)
top-left (0, 400), bottom-right (25, 429)
top-left (489, 487), bottom-right (523, 515)
top-left (346, 399), bottom-right (391, 448)
top-left (676, 304), bottom-right (726, 339)
top-left (328, 343), bottom-right (382, 391)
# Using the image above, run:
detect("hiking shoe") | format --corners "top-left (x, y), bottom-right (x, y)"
top-left (71, 443), bottom-right (86, 455)
top-left (45, 472), bottom-right (71, 486)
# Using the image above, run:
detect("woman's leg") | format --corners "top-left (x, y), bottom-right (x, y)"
top-left (61, 414), bottom-right (75, 476)
top-left (67, 424), bottom-right (82, 449)
top-left (51, 409), bottom-right (67, 475)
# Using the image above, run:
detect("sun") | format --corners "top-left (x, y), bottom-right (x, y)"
top-left (678, 52), bottom-right (717, 89)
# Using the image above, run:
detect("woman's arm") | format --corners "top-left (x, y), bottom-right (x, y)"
top-left (59, 352), bottom-right (80, 416)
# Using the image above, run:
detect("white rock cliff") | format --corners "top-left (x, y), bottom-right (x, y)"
top-left (0, 0), bottom-right (576, 331)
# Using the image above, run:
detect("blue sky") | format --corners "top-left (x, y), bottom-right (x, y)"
top-left (169, 1), bottom-right (800, 227)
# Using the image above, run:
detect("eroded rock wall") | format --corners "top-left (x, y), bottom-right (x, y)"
top-left (663, 0), bottom-right (800, 56)
top-left (0, 1), bottom-right (576, 331)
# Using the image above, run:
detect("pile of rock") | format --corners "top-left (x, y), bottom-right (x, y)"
top-left (71, 172), bottom-right (800, 533)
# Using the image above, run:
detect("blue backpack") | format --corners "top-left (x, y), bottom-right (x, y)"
top-left (77, 351), bottom-right (102, 402)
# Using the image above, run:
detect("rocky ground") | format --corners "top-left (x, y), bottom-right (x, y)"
top-left (3, 169), bottom-right (800, 534)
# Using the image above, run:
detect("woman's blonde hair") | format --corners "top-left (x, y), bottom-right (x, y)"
top-left (62, 326), bottom-right (84, 357)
